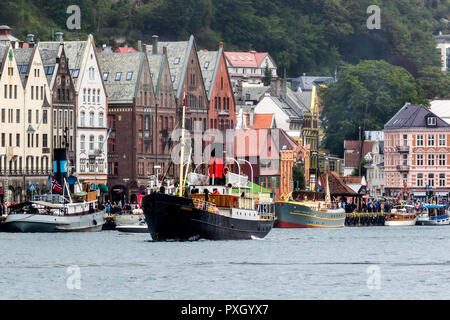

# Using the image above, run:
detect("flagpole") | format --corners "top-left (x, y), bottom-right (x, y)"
top-left (179, 93), bottom-right (186, 197)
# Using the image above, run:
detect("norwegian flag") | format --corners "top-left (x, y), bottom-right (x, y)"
top-left (49, 176), bottom-right (63, 193)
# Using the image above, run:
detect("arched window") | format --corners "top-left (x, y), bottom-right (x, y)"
top-left (89, 135), bottom-right (95, 150)
top-left (98, 135), bottom-right (104, 150)
top-left (99, 112), bottom-right (104, 127)
top-left (80, 135), bottom-right (85, 150)
top-left (80, 111), bottom-right (85, 127)
top-left (89, 112), bottom-right (94, 127)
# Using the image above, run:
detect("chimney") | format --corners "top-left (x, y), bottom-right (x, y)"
top-left (55, 32), bottom-right (64, 42)
top-left (152, 35), bottom-right (159, 55)
top-left (250, 107), bottom-right (255, 127)
top-left (137, 40), bottom-right (142, 52)
top-left (26, 34), bottom-right (35, 45)
top-left (0, 25), bottom-right (11, 36)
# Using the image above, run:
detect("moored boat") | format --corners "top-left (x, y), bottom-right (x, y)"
top-left (2, 148), bottom-right (105, 232)
top-left (117, 218), bottom-right (148, 233)
top-left (385, 205), bottom-right (417, 226)
top-left (416, 204), bottom-right (450, 226)
top-left (274, 175), bottom-right (345, 228)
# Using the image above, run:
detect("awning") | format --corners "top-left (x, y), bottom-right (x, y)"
top-left (413, 192), bottom-right (426, 196)
top-left (99, 184), bottom-right (109, 193)
top-left (437, 192), bottom-right (448, 196)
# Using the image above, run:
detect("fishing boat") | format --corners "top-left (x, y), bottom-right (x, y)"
top-left (416, 204), bottom-right (450, 225)
top-left (141, 97), bottom-right (275, 241)
top-left (385, 205), bottom-right (417, 226)
top-left (3, 148), bottom-right (105, 232)
top-left (274, 175), bottom-right (345, 228)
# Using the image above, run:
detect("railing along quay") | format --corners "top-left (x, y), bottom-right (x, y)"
top-left (345, 212), bottom-right (386, 226)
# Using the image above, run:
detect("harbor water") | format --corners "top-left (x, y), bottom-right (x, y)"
top-left (0, 226), bottom-right (449, 300)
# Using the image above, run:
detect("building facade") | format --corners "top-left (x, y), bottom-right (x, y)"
top-left (198, 43), bottom-right (236, 130)
top-left (39, 34), bottom-right (108, 186)
top-left (435, 33), bottom-right (450, 72)
top-left (384, 104), bottom-right (450, 201)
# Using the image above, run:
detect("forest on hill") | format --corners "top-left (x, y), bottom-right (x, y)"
top-left (1, 0), bottom-right (449, 78)
top-left (1, 0), bottom-right (450, 156)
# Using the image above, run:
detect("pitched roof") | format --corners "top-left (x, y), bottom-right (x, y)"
top-left (224, 51), bottom-right (270, 68)
top-left (344, 140), bottom-right (376, 168)
top-left (98, 52), bottom-right (143, 104)
top-left (241, 85), bottom-right (270, 102)
top-left (323, 171), bottom-right (358, 196)
top-left (0, 46), bottom-right (9, 73)
top-left (146, 53), bottom-right (164, 95)
top-left (384, 104), bottom-right (450, 130)
top-left (114, 47), bottom-right (137, 53)
top-left (38, 39), bottom-right (89, 88)
top-left (38, 47), bottom-right (59, 86)
top-left (288, 76), bottom-right (335, 91)
top-left (13, 47), bottom-right (34, 85)
top-left (145, 36), bottom-right (193, 97)
top-left (197, 50), bottom-right (219, 99)
top-left (252, 114), bottom-right (275, 129)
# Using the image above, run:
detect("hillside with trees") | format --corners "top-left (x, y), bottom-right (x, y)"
top-left (1, 0), bottom-right (449, 156)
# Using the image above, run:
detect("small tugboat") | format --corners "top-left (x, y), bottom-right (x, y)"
top-left (274, 175), bottom-right (345, 228)
top-left (385, 204), bottom-right (417, 226)
top-left (3, 148), bottom-right (105, 232)
top-left (416, 204), bottom-right (450, 226)
top-left (141, 98), bottom-right (275, 241)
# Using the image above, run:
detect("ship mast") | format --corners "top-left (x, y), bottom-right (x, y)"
top-left (178, 94), bottom-right (186, 197)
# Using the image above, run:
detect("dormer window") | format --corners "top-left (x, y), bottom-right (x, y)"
top-left (427, 116), bottom-right (436, 126)
top-left (115, 72), bottom-right (122, 81)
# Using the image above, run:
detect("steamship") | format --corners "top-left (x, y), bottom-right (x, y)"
top-left (142, 99), bottom-right (275, 241)
top-left (3, 148), bottom-right (105, 232)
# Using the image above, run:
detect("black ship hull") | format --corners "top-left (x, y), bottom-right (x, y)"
top-left (141, 193), bottom-right (274, 241)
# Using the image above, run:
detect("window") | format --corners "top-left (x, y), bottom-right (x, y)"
top-left (53, 110), bottom-right (57, 128)
top-left (89, 112), bottom-right (94, 127)
top-left (439, 154), bottom-right (446, 166)
top-left (43, 134), bottom-right (48, 148)
top-left (428, 174), bottom-right (434, 187)
top-left (427, 134), bottom-right (435, 146)
top-left (28, 110), bottom-right (32, 124)
top-left (427, 117), bottom-right (436, 126)
top-left (99, 112), bottom-right (104, 127)
top-left (115, 72), bottom-right (122, 81)
top-left (80, 135), bottom-right (85, 150)
top-left (98, 136), bottom-right (104, 150)
top-left (72, 69), bottom-right (79, 78)
top-left (16, 109), bottom-right (20, 123)
top-left (43, 110), bottom-right (48, 124)
top-left (80, 111), bottom-right (85, 127)
top-left (89, 135), bottom-right (94, 150)
top-left (36, 110), bottom-right (39, 124)
top-left (204, 61), bottom-right (210, 69)
top-left (97, 89), bottom-right (100, 103)
top-left (108, 138), bottom-right (116, 153)
top-left (428, 154), bottom-right (435, 166)
top-left (416, 135), bottom-right (423, 146)
top-left (416, 154), bottom-right (424, 166)
top-left (174, 57), bottom-right (180, 64)
top-left (83, 89), bottom-right (86, 103)
top-left (439, 174), bottom-right (446, 187)
top-left (439, 134), bottom-right (446, 146)
top-left (126, 72), bottom-right (133, 80)
top-left (103, 72), bottom-right (109, 81)
top-left (88, 89), bottom-right (90, 103)
top-left (16, 134), bottom-right (20, 147)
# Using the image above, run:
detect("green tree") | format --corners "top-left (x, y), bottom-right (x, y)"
top-left (262, 63), bottom-right (272, 86)
top-left (321, 60), bottom-right (427, 157)
top-left (293, 165), bottom-right (306, 190)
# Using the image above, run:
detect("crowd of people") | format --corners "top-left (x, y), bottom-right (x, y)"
top-left (104, 200), bottom-right (140, 215)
